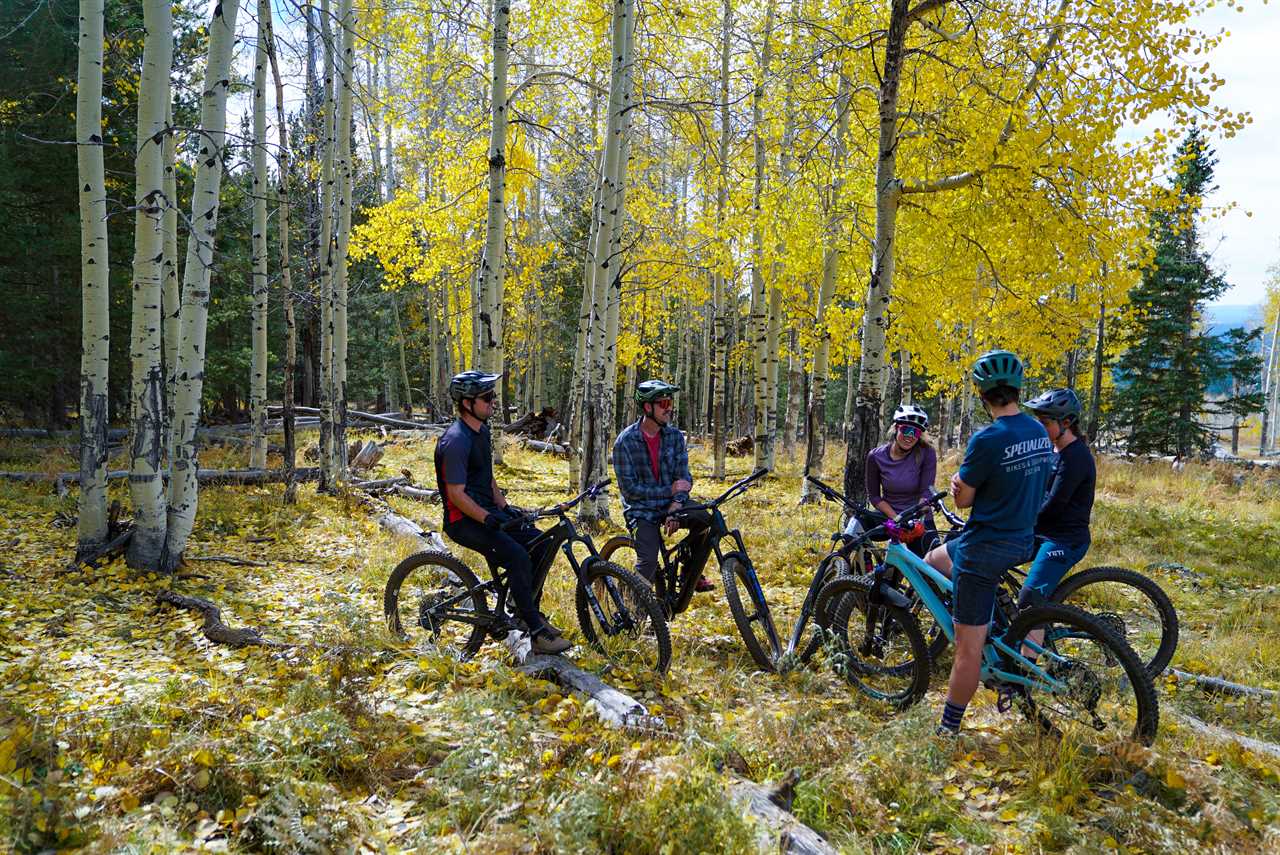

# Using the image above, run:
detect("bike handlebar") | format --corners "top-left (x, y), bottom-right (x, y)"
top-left (499, 479), bottom-right (611, 530)
top-left (672, 467), bottom-right (768, 517)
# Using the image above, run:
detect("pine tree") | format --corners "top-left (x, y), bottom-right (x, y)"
top-left (1114, 129), bottom-right (1237, 458)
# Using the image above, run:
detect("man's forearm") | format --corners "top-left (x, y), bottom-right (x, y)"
top-left (446, 485), bottom-right (491, 523)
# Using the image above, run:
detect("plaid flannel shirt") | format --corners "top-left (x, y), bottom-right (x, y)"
top-left (612, 420), bottom-right (693, 526)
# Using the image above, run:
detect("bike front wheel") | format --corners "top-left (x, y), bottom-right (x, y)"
top-left (575, 559), bottom-right (671, 674)
top-left (1001, 602), bottom-right (1158, 746)
top-left (384, 550), bottom-right (490, 660)
top-left (721, 554), bottom-right (782, 672)
top-left (817, 576), bottom-right (930, 708)
top-left (1052, 566), bottom-right (1179, 678)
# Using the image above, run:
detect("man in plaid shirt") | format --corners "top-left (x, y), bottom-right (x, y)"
top-left (613, 380), bottom-right (714, 590)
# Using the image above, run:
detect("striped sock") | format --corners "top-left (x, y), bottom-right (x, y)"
top-left (939, 700), bottom-right (967, 733)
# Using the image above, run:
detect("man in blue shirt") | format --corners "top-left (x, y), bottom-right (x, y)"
top-left (925, 350), bottom-right (1054, 735)
top-left (435, 371), bottom-right (571, 655)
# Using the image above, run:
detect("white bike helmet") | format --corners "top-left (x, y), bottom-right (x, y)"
top-left (892, 404), bottom-right (929, 430)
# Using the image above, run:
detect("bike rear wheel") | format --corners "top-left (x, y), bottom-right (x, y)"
top-left (721, 554), bottom-right (782, 672)
top-left (817, 576), bottom-right (930, 708)
top-left (384, 550), bottom-right (490, 660)
top-left (1001, 602), bottom-right (1158, 746)
top-left (575, 559), bottom-right (672, 674)
top-left (1051, 566), bottom-right (1179, 678)
top-left (798, 552), bottom-right (854, 662)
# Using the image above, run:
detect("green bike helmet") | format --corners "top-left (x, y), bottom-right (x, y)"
top-left (449, 370), bottom-right (502, 403)
top-left (971, 350), bottom-right (1024, 392)
top-left (635, 379), bottom-right (680, 404)
top-left (1026, 388), bottom-right (1081, 423)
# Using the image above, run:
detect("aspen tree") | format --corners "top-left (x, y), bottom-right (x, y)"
top-left (125, 0), bottom-right (172, 570)
top-left (477, 0), bottom-right (510, 394)
top-left (749, 0), bottom-right (777, 472)
top-left (333, 0), bottom-right (356, 479)
top-left (318, 0), bottom-right (337, 489)
top-left (162, 104), bottom-right (179, 459)
top-left (163, 0), bottom-right (243, 568)
top-left (76, 0), bottom-right (109, 559)
top-left (250, 0), bottom-right (271, 470)
top-left (710, 0), bottom-right (731, 481)
top-left (264, 7), bottom-right (298, 502)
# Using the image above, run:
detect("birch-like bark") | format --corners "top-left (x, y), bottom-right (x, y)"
top-left (711, 0), bottom-right (732, 480)
top-left (1258, 307), bottom-right (1279, 453)
top-left (784, 330), bottom-right (802, 453)
top-left (318, 0), bottom-right (337, 489)
top-left (750, 0), bottom-right (777, 472)
top-left (249, 0), bottom-right (270, 469)
top-left (162, 0), bottom-right (242, 569)
top-left (392, 294), bottom-right (413, 413)
top-left (333, 0), bottom-right (355, 481)
top-left (162, 103), bottom-right (179, 460)
top-left (799, 65), bottom-right (852, 503)
top-left (579, 0), bottom-right (636, 520)
top-left (125, 0), bottom-right (172, 570)
top-left (265, 10), bottom-right (297, 502)
top-left (76, 0), bottom-right (110, 558)
top-left (901, 349), bottom-right (912, 405)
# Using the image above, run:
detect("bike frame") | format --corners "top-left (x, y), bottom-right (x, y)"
top-left (881, 539), bottom-right (1069, 694)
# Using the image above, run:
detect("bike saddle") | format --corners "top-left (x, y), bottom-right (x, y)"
top-left (843, 508), bottom-right (890, 542)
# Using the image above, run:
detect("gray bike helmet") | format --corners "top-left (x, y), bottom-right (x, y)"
top-left (1026, 388), bottom-right (1081, 423)
top-left (636, 379), bottom-right (680, 403)
top-left (892, 404), bottom-right (929, 430)
top-left (449, 370), bottom-right (502, 403)
top-left (971, 349), bottom-right (1024, 392)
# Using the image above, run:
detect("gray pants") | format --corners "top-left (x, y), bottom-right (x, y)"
top-left (632, 509), bottom-right (713, 583)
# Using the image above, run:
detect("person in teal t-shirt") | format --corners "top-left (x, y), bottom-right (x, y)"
top-left (925, 350), bottom-right (1054, 736)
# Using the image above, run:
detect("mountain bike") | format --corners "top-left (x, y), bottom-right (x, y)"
top-left (384, 480), bottom-right (672, 673)
top-left (805, 476), bottom-right (1179, 678)
top-left (812, 490), bottom-right (1159, 746)
top-left (598, 468), bottom-right (781, 671)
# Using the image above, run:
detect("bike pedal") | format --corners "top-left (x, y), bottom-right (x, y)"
top-left (996, 684), bottom-right (1022, 714)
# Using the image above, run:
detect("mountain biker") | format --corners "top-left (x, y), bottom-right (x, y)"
top-left (613, 380), bottom-right (714, 591)
top-left (866, 404), bottom-right (939, 557)
top-left (925, 350), bottom-right (1054, 736)
top-left (434, 370), bottom-right (571, 655)
top-left (1022, 388), bottom-right (1095, 608)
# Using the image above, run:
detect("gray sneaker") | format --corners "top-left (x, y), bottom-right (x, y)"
top-left (532, 629), bottom-right (572, 655)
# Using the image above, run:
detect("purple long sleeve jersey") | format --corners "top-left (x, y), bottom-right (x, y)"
top-left (865, 442), bottom-right (937, 514)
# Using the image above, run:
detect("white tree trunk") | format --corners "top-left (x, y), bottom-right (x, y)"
top-left (76, 0), bottom-right (110, 559)
top-left (162, 103), bottom-right (180, 461)
top-left (579, 0), bottom-right (636, 521)
top-left (265, 10), bottom-right (298, 501)
top-left (751, 0), bottom-right (777, 472)
top-left (711, 0), bottom-right (732, 481)
top-left (161, 0), bottom-right (242, 569)
top-left (318, 0), bottom-right (338, 489)
top-left (799, 66), bottom-right (852, 503)
top-left (249, 0), bottom-right (270, 470)
top-left (333, 0), bottom-right (355, 482)
top-left (124, 0), bottom-right (173, 570)
top-left (1260, 308), bottom-right (1279, 453)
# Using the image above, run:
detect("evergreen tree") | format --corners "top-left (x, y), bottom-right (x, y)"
top-left (1114, 129), bottom-right (1240, 457)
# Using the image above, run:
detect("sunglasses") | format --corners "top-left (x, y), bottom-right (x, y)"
top-left (896, 425), bottom-right (921, 438)
top-left (474, 391), bottom-right (497, 403)
top-left (654, 398), bottom-right (674, 410)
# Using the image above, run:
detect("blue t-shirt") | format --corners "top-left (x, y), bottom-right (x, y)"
top-left (957, 413), bottom-right (1054, 543)
top-left (434, 419), bottom-right (498, 527)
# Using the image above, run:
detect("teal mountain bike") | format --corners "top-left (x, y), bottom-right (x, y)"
top-left (813, 490), bottom-right (1159, 746)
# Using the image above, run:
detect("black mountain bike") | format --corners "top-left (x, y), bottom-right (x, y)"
top-left (805, 476), bottom-right (1179, 678)
top-left (384, 480), bottom-right (672, 673)
top-left (598, 468), bottom-right (781, 671)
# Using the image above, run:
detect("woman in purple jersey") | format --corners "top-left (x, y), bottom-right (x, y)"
top-left (865, 404), bottom-right (939, 556)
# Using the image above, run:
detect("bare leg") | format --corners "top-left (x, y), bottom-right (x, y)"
top-left (926, 544), bottom-right (953, 579)
top-left (946, 622), bottom-right (989, 707)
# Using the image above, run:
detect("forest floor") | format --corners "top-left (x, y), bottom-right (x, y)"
top-left (2, 431), bottom-right (1280, 853)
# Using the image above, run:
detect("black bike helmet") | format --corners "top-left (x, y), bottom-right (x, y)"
top-left (635, 379), bottom-right (680, 404)
top-left (1026, 388), bottom-right (1081, 423)
top-left (971, 349), bottom-right (1024, 392)
top-left (449, 370), bottom-right (502, 403)
top-left (892, 404), bottom-right (929, 430)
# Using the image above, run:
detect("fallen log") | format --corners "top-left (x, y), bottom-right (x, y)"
top-left (730, 773), bottom-right (838, 855)
top-left (388, 427), bottom-right (447, 439)
top-left (1170, 669), bottom-right (1278, 700)
top-left (354, 475), bottom-right (411, 490)
top-left (376, 508), bottom-right (448, 552)
top-left (348, 439), bottom-right (385, 470)
top-left (1169, 710), bottom-right (1280, 760)
top-left (519, 654), bottom-right (658, 729)
top-left (157, 590), bottom-right (282, 647)
top-left (278, 405), bottom-right (437, 431)
top-left (392, 484), bottom-right (439, 503)
top-left (519, 438), bottom-right (569, 457)
top-left (3, 467), bottom-right (320, 489)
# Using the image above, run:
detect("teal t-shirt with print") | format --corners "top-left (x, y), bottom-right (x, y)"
top-left (957, 413), bottom-right (1053, 543)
